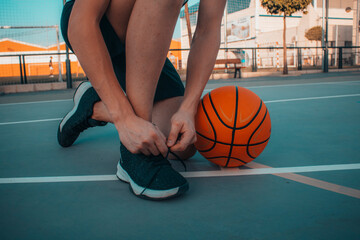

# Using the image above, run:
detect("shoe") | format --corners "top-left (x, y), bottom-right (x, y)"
top-left (57, 81), bottom-right (107, 147)
top-left (116, 144), bottom-right (189, 200)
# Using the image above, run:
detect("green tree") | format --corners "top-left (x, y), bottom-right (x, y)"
top-left (261, 0), bottom-right (312, 74)
top-left (305, 26), bottom-right (323, 65)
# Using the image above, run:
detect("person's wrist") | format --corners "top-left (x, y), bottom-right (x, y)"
top-left (111, 109), bottom-right (136, 130)
top-left (179, 100), bottom-right (199, 116)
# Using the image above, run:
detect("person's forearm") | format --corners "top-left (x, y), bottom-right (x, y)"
top-left (179, 28), bottom-right (221, 115)
top-left (68, 16), bottom-right (134, 124)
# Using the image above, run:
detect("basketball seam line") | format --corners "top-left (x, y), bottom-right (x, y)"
top-left (205, 156), bottom-right (249, 163)
top-left (226, 86), bottom-right (244, 166)
top-left (196, 132), bottom-right (270, 147)
top-left (208, 90), bottom-right (263, 130)
top-left (246, 105), bottom-right (269, 159)
top-left (196, 96), bottom-right (270, 147)
top-left (196, 100), bottom-right (217, 153)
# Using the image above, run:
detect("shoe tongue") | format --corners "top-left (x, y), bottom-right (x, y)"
top-left (88, 119), bottom-right (107, 127)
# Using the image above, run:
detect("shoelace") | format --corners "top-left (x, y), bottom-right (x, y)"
top-left (140, 149), bottom-right (187, 196)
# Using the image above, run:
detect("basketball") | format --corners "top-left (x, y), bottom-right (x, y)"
top-left (195, 86), bottom-right (271, 167)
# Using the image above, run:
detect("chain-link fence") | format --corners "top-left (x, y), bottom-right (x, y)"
top-left (0, 52), bottom-right (86, 85)
top-left (1, 46), bottom-right (359, 86)
top-left (0, 0), bottom-right (359, 87)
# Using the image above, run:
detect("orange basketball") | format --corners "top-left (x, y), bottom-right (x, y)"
top-left (195, 86), bottom-right (271, 167)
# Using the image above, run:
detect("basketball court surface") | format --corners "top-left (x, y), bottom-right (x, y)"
top-left (1, 71), bottom-right (359, 239)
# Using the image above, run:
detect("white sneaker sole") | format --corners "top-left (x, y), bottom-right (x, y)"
top-left (116, 161), bottom-right (182, 200)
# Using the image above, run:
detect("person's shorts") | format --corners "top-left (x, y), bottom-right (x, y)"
top-left (61, 0), bottom-right (185, 102)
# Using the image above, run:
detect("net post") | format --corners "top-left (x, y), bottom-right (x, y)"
top-left (252, 48), bottom-right (257, 72)
top-left (63, 0), bottom-right (72, 88)
top-left (55, 26), bottom-right (63, 82)
top-left (65, 46), bottom-right (72, 89)
top-left (323, 0), bottom-right (329, 72)
top-left (338, 47), bottom-right (343, 69)
top-left (22, 55), bottom-right (27, 84)
top-left (297, 48), bottom-right (302, 70)
top-left (19, 55), bottom-right (24, 84)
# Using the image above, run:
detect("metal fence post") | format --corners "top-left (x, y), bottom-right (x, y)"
top-left (19, 55), bottom-right (24, 84)
top-left (323, 48), bottom-right (329, 72)
top-left (65, 58), bottom-right (72, 88)
top-left (297, 48), bottom-right (302, 70)
top-left (65, 46), bottom-right (72, 89)
top-left (338, 47), bottom-right (342, 69)
top-left (323, 0), bottom-right (329, 72)
top-left (252, 48), bottom-right (257, 72)
top-left (22, 55), bottom-right (27, 84)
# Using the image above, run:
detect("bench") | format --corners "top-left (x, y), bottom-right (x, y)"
top-left (214, 59), bottom-right (244, 78)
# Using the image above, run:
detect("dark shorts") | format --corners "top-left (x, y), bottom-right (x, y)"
top-left (61, 0), bottom-right (185, 102)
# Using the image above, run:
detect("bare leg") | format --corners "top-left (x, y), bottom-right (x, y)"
top-left (125, 0), bottom-right (183, 121)
top-left (91, 0), bottom-right (194, 159)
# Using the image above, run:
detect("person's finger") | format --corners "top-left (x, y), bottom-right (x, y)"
top-left (153, 130), bottom-right (168, 157)
top-left (170, 130), bottom-right (194, 152)
top-left (140, 148), bottom-right (151, 156)
top-left (167, 122), bottom-right (182, 147)
top-left (154, 125), bottom-right (167, 144)
top-left (147, 143), bottom-right (160, 156)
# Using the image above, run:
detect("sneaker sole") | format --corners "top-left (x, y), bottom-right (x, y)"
top-left (57, 81), bottom-right (92, 147)
top-left (116, 162), bottom-right (189, 201)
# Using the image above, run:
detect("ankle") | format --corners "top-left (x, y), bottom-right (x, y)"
top-left (92, 101), bottom-right (112, 123)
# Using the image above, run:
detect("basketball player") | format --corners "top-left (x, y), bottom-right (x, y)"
top-left (58, 0), bottom-right (227, 200)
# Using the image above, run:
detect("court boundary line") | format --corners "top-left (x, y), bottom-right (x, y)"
top-left (0, 118), bottom-right (62, 126)
top-left (1, 80), bottom-right (359, 107)
top-left (247, 162), bottom-right (360, 199)
top-left (264, 93), bottom-right (360, 103)
top-left (1, 163), bottom-right (359, 184)
top-left (0, 99), bottom-right (72, 106)
top-left (203, 80), bottom-right (360, 93)
top-left (1, 93), bottom-right (359, 126)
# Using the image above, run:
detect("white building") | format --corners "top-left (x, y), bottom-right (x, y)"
top-left (180, 0), bottom-right (358, 68)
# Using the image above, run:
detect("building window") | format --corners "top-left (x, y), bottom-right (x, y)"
top-left (345, 41), bottom-right (352, 47)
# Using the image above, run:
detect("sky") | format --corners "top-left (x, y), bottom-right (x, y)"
top-left (0, 0), bottom-right (200, 47)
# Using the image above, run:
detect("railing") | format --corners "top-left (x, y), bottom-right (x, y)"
top-left (0, 46), bottom-right (359, 86)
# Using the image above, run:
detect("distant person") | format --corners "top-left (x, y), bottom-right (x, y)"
top-left (49, 56), bottom-right (54, 77)
top-left (58, 0), bottom-right (227, 200)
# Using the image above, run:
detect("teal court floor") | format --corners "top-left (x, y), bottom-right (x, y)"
top-left (0, 71), bottom-right (359, 240)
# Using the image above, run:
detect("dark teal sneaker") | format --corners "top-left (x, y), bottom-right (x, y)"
top-left (57, 81), bottom-right (107, 147)
top-left (116, 144), bottom-right (189, 200)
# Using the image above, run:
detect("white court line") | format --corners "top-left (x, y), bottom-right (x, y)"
top-left (203, 80), bottom-right (360, 93)
top-left (1, 80), bottom-right (359, 106)
top-left (264, 93), bottom-right (360, 103)
top-left (1, 93), bottom-right (359, 126)
top-left (0, 99), bottom-right (71, 106)
top-left (1, 163), bottom-right (359, 184)
top-left (0, 118), bottom-right (61, 126)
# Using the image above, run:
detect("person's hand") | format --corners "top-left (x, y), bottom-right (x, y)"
top-left (115, 115), bottom-right (168, 156)
top-left (167, 109), bottom-right (197, 152)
